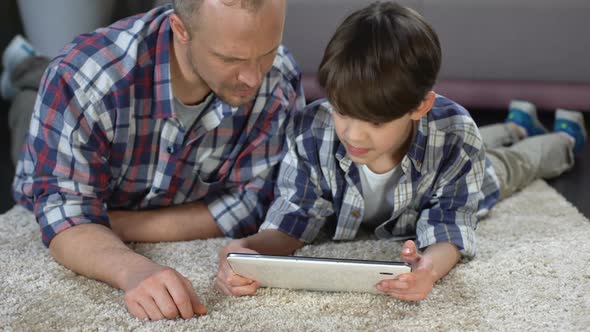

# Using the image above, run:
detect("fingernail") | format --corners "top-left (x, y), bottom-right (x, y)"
top-left (403, 248), bottom-right (411, 254)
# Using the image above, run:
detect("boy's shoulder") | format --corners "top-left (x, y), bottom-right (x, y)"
top-left (425, 95), bottom-right (480, 140)
top-left (428, 95), bottom-right (474, 127)
top-left (412, 95), bottom-right (485, 168)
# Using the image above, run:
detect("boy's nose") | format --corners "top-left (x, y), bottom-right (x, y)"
top-left (344, 121), bottom-right (367, 143)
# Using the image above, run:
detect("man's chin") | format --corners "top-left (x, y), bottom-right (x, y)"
top-left (217, 94), bottom-right (254, 107)
top-left (216, 88), bottom-right (259, 107)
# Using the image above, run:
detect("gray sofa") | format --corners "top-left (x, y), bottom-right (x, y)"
top-left (283, 0), bottom-right (590, 111)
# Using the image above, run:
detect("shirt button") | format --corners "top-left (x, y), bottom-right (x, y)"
top-left (351, 210), bottom-right (361, 218)
top-left (167, 146), bottom-right (175, 154)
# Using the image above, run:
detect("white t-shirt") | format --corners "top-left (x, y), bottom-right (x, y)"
top-left (357, 163), bottom-right (401, 225)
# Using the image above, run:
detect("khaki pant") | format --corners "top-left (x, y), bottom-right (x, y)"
top-left (481, 123), bottom-right (574, 200)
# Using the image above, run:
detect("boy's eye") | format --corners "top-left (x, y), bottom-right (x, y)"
top-left (371, 122), bottom-right (384, 127)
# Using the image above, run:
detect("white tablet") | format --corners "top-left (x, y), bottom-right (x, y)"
top-left (226, 253), bottom-right (411, 294)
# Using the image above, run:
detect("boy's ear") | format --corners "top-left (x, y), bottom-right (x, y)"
top-left (170, 13), bottom-right (191, 44)
top-left (409, 91), bottom-right (436, 121)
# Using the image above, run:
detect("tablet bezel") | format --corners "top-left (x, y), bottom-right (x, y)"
top-left (226, 253), bottom-right (411, 294)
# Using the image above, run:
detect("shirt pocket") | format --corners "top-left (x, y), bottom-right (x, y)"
top-left (192, 172), bottom-right (228, 199)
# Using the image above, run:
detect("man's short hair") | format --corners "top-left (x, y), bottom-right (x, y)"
top-left (172, 0), bottom-right (265, 31)
top-left (318, 1), bottom-right (441, 123)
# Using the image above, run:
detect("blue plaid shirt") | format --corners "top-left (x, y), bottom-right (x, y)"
top-left (261, 96), bottom-right (500, 257)
top-left (12, 5), bottom-right (305, 247)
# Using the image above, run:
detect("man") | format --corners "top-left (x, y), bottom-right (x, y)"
top-left (11, 0), bottom-right (303, 321)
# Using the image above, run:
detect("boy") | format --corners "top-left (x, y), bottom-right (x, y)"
top-left (215, 1), bottom-right (586, 300)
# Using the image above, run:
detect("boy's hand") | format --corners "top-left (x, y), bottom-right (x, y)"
top-left (376, 240), bottom-right (437, 301)
top-left (215, 240), bottom-right (261, 296)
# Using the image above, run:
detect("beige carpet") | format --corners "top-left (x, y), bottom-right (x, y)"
top-left (1, 180), bottom-right (589, 331)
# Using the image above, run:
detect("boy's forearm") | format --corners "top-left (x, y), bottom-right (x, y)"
top-left (240, 229), bottom-right (305, 255)
top-left (109, 201), bottom-right (223, 242)
top-left (422, 242), bottom-right (461, 282)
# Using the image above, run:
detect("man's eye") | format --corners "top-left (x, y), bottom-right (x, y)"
top-left (221, 57), bottom-right (244, 63)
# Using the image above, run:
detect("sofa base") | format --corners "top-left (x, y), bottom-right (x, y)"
top-left (302, 75), bottom-right (590, 112)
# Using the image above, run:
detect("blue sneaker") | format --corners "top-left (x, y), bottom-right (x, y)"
top-left (554, 109), bottom-right (587, 154)
top-left (505, 100), bottom-right (548, 137)
top-left (1, 35), bottom-right (36, 100)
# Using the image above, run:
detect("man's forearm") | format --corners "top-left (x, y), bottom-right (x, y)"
top-left (109, 201), bottom-right (223, 242)
top-left (49, 223), bottom-right (156, 290)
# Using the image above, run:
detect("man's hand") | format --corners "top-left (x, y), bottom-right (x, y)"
top-left (215, 240), bottom-right (261, 296)
top-left (376, 240), bottom-right (460, 301)
top-left (122, 261), bottom-right (208, 320)
top-left (49, 223), bottom-right (209, 321)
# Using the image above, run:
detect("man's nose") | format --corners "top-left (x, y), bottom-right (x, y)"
top-left (238, 61), bottom-right (262, 88)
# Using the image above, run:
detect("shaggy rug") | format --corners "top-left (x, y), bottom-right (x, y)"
top-left (1, 180), bottom-right (589, 331)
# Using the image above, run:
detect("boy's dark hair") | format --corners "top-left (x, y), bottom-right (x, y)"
top-left (318, 1), bottom-right (441, 123)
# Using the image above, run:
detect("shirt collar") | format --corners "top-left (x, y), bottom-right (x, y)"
top-left (406, 115), bottom-right (429, 172)
top-left (151, 13), bottom-right (174, 119)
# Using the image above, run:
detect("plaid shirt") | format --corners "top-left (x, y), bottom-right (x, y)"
top-left (261, 96), bottom-right (500, 257)
top-left (12, 5), bottom-right (305, 247)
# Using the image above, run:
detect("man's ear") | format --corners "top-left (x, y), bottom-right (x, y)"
top-left (410, 91), bottom-right (436, 121)
top-left (169, 13), bottom-right (191, 44)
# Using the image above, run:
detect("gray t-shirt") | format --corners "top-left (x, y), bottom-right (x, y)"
top-left (173, 93), bottom-right (214, 130)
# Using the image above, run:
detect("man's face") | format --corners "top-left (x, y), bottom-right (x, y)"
top-left (184, 1), bottom-right (285, 107)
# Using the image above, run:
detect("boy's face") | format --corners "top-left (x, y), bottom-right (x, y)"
top-left (333, 110), bottom-right (416, 173)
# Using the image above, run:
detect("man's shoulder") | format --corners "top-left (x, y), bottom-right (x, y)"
top-left (46, 6), bottom-right (172, 100)
top-left (253, 45), bottom-right (304, 107)
top-left (270, 45), bottom-right (302, 81)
